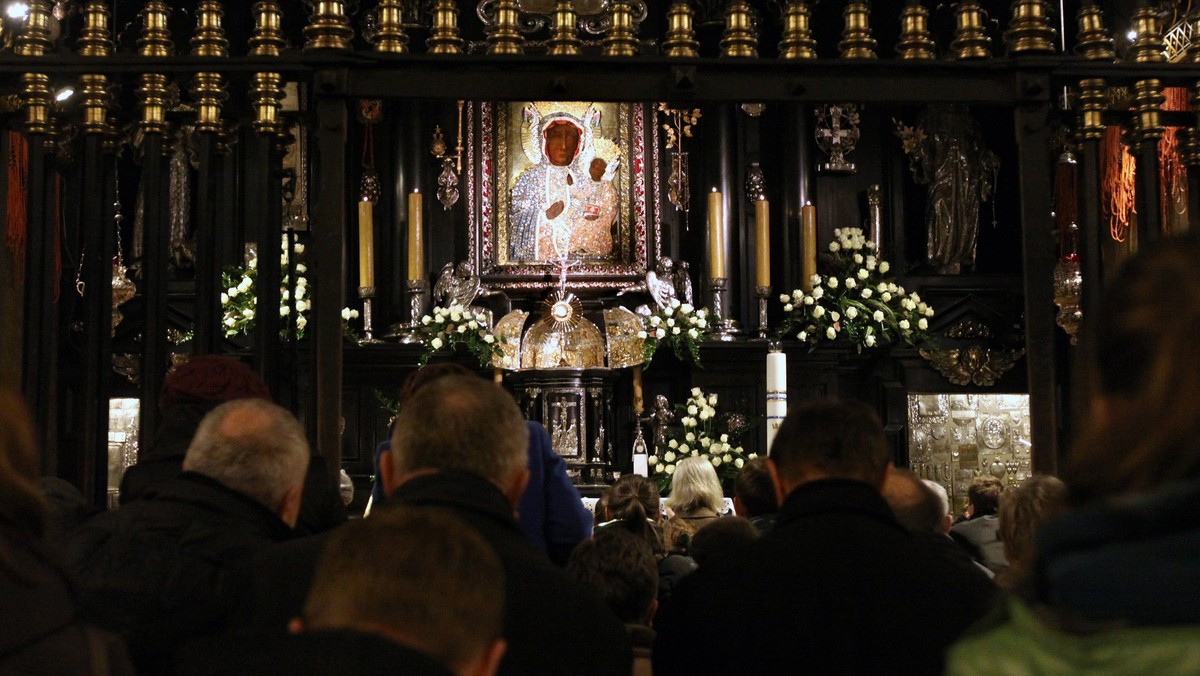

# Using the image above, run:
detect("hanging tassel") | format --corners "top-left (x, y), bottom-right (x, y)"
top-left (1102, 126), bottom-right (1136, 243)
top-left (1159, 87), bottom-right (1189, 233)
top-left (1055, 151), bottom-right (1079, 259)
top-left (6, 131), bottom-right (28, 257)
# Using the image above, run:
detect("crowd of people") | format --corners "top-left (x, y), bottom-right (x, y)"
top-left (4, 234), bottom-right (1200, 674)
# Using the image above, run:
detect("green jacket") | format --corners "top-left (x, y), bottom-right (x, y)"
top-left (946, 596), bottom-right (1200, 675)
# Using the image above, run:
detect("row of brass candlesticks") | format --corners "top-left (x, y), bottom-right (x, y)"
top-left (303, 0), bottom-right (1065, 59)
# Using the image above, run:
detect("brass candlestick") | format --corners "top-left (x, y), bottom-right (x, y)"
top-left (896, 2), bottom-right (935, 60)
top-left (190, 0), bottom-right (228, 134)
top-left (136, 0), bottom-right (172, 136)
top-left (1075, 2), bottom-right (1114, 61)
top-left (80, 1), bottom-right (113, 137)
top-left (603, 0), bottom-right (639, 57)
top-left (427, 0), bottom-right (464, 54)
top-left (663, 0), bottom-right (699, 58)
top-left (708, 278), bottom-right (739, 341)
top-left (755, 285), bottom-right (771, 339)
top-left (720, 0), bottom-right (757, 58)
top-left (951, 0), bottom-right (991, 60)
top-left (547, 0), bottom-right (581, 55)
top-left (358, 286), bottom-right (384, 344)
top-left (487, 0), bottom-right (524, 55)
top-left (1004, 0), bottom-right (1056, 55)
top-left (1128, 5), bottom-right (1165, 64)
top-left (304, 1), bottom-right (353, 51)
top-left (779, 1), bottom-right (817, 59)
top-left (838, 1), bottom-right (877, 59)
top-left (250, 0), bottom-right (285, 136)
top-left (1128, 6), bottom-right (1164, 151)
top-left (16, 1), bottom-right (53, 135)
top-left (375, 0), bottom-right (409, 53)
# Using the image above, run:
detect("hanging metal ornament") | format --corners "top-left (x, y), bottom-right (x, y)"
top-left (814, 103), bottom-right (861, 174)
top-left (111, 169), bottom-right (136, 335)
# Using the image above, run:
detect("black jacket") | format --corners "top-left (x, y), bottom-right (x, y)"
top-left (653, 479), bottom-right (997, 676)
top-left (173, 630), bottom-right (456, 676)
top-left (0, 525), bottom-right (134, 676)
top-left (237, 471), bottom-right (633, 676)
top-left (63, 472), bottom-right (295, 673)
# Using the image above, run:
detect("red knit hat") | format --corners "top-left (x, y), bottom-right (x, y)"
top-left (159, 355), bottom-right (272, 410)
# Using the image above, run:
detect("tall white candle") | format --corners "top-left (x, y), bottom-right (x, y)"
top-left (766, 350), bottom-right (788, 451)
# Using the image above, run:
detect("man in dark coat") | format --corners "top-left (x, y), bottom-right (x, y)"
top-left (653, 399), bottom-right (997, 676)
top-left (64, 399), bottom-right (310, 674)
top-left (237, 375), bottom-right (632, 676)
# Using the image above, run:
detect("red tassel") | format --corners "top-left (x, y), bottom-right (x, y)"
top-left (6, 131), bottom-right (27, 257)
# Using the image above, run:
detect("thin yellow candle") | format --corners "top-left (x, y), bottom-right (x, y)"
top-left (407, 190), bottom-right (424, 281)
top-left (708, 188), bottom-right (725, 280)
top-left (801, 202), bottom-right (817, 292)
top-left (357, 199), bottom-right (375, 288)
top-left (755, 197), bottom-right (770, 288)
top-left (632, 365), bottom-right (644, 414)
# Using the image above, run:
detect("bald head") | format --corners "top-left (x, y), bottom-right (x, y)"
top-left (882, 469), bottom-right (945, 534)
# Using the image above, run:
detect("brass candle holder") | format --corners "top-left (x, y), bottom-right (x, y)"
top-left (1004, 0), bottom-right (1056, 55)
top-left (720, 0), bottom-right (757, 58)
top-left (374, 0), bottom-right (409, 53)
top-left (896, 2), bottom-right (935, 60)
top-left (951, 0), bottom-right (991, 60)
top-left (487, 0), bottom-right (524, 55)
top-left (190, 0), bottom-right (228, 134)
top-left (838, 1), bottom-right (877, 59)
top-left (755, 285), bottom-right (771, 339)
top-left (427, 0), bottom-right (464, 54)
top-left (136, 0), bottom-right (172, 136)
top-left (663, 0), bottom-right (699, 58)
top-left (708, 278), bottom-right (739, 341)
top-left (79, 0), bottom-right (113, 137)
top-left (547, 0), bottom-right (581, 56)
top-left (250, 0), bottom-right (285, 136)
top-left (779, 1), bottom-right (817, 59)
top-left (358, 286), bottom-right (384, 344)
top-left (603, 0), bottom-right (640, 57)
top-left (1075, 2), bottom-right (1114, 61)
top-left (304, 0), bottom-right (353, 51)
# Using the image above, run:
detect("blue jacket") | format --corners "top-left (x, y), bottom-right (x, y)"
top-left (371, 421), bottom-right (591, 565)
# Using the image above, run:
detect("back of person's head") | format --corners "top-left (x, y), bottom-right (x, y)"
top-left (567, 529), bottom-right (658, 626)
top-left (998, 474), bottom-right (1067, 579)
top-left (922, 479), bottom-right (953, 533)
top-left (159, 355), bottom-right (271, 411)
top-left (183, 398), bottom-right (310, 523)
top-left (303, 507), bottom-right (505, 675)
top-left (769, 398), bottom-right (890, 490)
top-left (395, 362), bottom-right (474, 413)
top-left (389, 375), bottom-right (528, 488)
top-left (0, 389), bottom-right (46, 539)
top-left (1069, 235), bottom-right (1200, 504)
top-left (733, 457), bottom-right (778, 518)
top-left (688, 517), bottom-right (759, 566)
top-left (882, 469), bottom-right (945, 533)
top-left (967, 476), bottom-right (1005, 516)
top-left (664, 456), bottom-right (724, 515)
top-left (602, 474), bottom-right (663, 555)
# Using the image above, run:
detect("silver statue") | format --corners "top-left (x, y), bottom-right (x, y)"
top-left (432, 261), bottom-right (503, 325)
top-left (617, 256), bottom-right (694, 310)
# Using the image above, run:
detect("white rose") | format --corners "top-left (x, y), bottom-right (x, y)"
top-left (468, 321), bottom-right (479, 330)
top-left (881, 292), bottom-right (892, 302)
top-left (668, 439), bottom-right (679, 449)
top-left (293, 243), bottom-right (305, 254)
top-left (857, 269), bottom-right (869, 280)
top-left (665, 464), bottom-right (676, 475)
top-left (711, 456), bottom-right (722, 467)
top-left (917, 303), bottom-right (928, 315)
top-left (664, 451), bottom-right (676, 463)
top-left (812, 306), bottom-right (826, 319)
top-left (683, 417), bottom-right (696, 427)
top-left (637, 330), bottom-right (648, 339)
top-left (681, 303), bottom-right (693, 313)
top-left (228, 286), bottom-right (239, 298)
top-left (688, 405), bottom-right (699, 415)
top-left (803, 296), bottom-right (814, 305)
top-left (899, 319), bottom-right (911, 330)
top-left (829, 241), bottom-right (841, 252)
top-left (457, 325), bottom-right (467, 333)
top-left (845, 307), bottom-right (858, 320)
top-left (853, 253), bottom-right (863, 264)
top-left (685, 432), bottom-right (696, 443)
top-left (918, 318), bottom-right (929, 330)
top-left (679, 443), bottom-right (690, 453)
top-left (248, 257), bottom-right (258, 270)
top-left (861, 289), bottom-right (873, 299)
top-left (810, 274), bottom-right (822, 287)
top-left (779, 294), bottom-right (791, 303)
top-left (798, 331), bottom-right (807, 341)
top-left (224, 317), bottom-right (236, 327)
top-left (873, 310), bottom-right (884, 322)
top-left (735, 458), bottom-right (745, 469)
top-left (430, 337), bottom-right (444, 349)
top-left (830, 311), bottom-right (840, 322)
top-left (845, 278), bottom-right (856, 289)
top-left (691, 387), bottom-right (702, 397)
top-left (295, 263), bottom-right (307, 273)
top-left (688, 328), bottom-right (699, 339)
top-left (647, 455), bottom-right (658, 466)
top-left (723, 453), bottom-right (732, 463)
top-left (719, 433), bottom-right (729, 443)
top-left (672, 326), bottom-right (681, 335)
top-left (879, 261), bottom-right (890, 273)
top-left (341, 307), bottom-right (352, 320)
top-left (708, 394), bottom-right (718, 406)
top-left (784, 303), bottom-right (794, 312)
top-left (666, 318), bottom-right (675, 327)
top-left (296, 316), bottom-right (307, 330)
top-left (221, 293), bottom-right (229, 304)
top-left (748, 453), bottom-right (758, 460)
top-left (295, 285), bottom-right (306, 300)
top-left (701, 437), bottom-right (712, 448)
top-left (656, 328), bottom-right (666, 339)
top-left (828, 277), bottom-right (839, 289)
top-left (826, 326), bottom-right (837, 339)
top-left (925, 307), bottom-right (935, 317)
top-left (483, 334), bottom-right (495, 344)
top-left (280, 306), bottom-right (290, 317)
top-left (451, 311), bottom-right (462, 322)
top-left (671, 298), bottom-right (681, 309)
top-left (295, 300), bottom-right (308, 312)
top-left (865, 334), bottom-right (877, 347)
top-left (421, 316), bottom-right (432, 325)
top-left (242, 308), bottom-right (254, 318)
top-left (650, 316), bottom-right (661, 326)
top-left (239, 277), bottom-right (252, 291)
top-left (812, 287), bottom-right (824, 299)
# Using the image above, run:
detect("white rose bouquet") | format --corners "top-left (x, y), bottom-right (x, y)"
top-left (418, 304), bottom-right (504, 367)
top-left (649, 387), bottom-right (754, 492)
top-left (641, 299), bottom-right (710, 366)
top-left (778, 227), bottom-right (934, 352)
top-left (221, 237), bottom-right (318, 339)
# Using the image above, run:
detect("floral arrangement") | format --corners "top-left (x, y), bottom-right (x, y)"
top-left (221, 238), bottom-right (309, 338)
top-left (648, 388), bottom-right (755, 492)
top-left (640, 299), bottom-right (710, 366)
top-left (777, 227), bottom-right (934, 351)
top-left (418, 303), bottom-right (504, 367)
